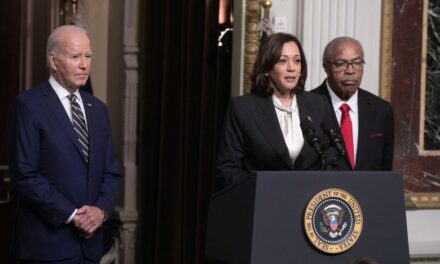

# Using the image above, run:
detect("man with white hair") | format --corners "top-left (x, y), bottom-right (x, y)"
top-left (7, 25), bottom-right (121, 263)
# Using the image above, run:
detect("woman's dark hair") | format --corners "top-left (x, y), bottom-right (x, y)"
top-left (250, 33), bottom-right (308, 96)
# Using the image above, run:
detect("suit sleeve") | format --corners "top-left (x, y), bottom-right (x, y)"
top-left (93, 107), bottom-right (121, 216)
top-left (216, 99), bottom-right (251, 189)
top-left (7, 98), bottom-right (77, 228)
top-left (382, 103), bottom-right (394, 170)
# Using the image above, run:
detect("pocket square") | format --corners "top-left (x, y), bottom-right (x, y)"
top-left (369, 133), bottom-right (383, 138)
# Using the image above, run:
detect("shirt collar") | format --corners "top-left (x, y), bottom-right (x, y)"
top-left (325, 80), bottom-right (358, 113)
top-left (49, 76), bottom-right (83, 103)
top-left (272, 94), bottom-right (298, 113)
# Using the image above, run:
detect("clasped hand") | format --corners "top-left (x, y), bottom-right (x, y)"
top-left (72, 205), bottom-right (105, 239)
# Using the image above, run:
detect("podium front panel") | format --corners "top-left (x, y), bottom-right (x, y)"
top-left (206, 171), bottom-right (410, 264)
top-left (251, 171), bottom-right (409, 263)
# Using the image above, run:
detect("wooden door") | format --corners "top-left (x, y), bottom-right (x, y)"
top-left (0, 1), bottom-right (22, 262)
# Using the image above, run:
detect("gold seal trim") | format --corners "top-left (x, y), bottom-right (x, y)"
top-left (304, 188), bottom-right (363, 254)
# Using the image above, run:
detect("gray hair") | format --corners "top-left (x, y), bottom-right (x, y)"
top-left (322, 36), bottom-right (364, 63)
top-left (46, 25), bottom-right (88, 63)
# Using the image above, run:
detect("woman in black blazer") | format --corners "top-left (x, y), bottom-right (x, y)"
top-left (216, 33), bottom-right (334, 189)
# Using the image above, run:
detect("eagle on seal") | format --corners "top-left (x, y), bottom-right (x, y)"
top-left (319, 204), bottom-right (347, 238)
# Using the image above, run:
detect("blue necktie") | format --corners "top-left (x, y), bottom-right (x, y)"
top-left (69, 94), bottom-right (89, 163)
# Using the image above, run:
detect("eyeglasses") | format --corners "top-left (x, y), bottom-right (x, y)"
top-left (325, 60), bottom-right (365, 72)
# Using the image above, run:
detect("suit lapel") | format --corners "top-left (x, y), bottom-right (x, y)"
top-left (42, 83), bottom-right (88, 164)
top-left (296, 91), bottom-right (312, 123)
top-left (252, 95), bottom-right (294, 169)
top-left (314, 82), bottom-right (351, 169)
top-left (316, 82), bottom-right (339, 126)
top-left (355, 90), bottom-right (370, 170)
top-left (294, 91), bottom-right (319, 168)
top-left (80, 91), bottom-right (96, 166)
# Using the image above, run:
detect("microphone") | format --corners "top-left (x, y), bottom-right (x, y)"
top-left (321, 121), bottom-right (346, 158)
top-left (300, 117), bottom-right (323, 155)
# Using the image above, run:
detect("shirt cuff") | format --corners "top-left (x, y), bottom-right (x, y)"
top-left (65, 208), bottom-right (77, 224)
top-left (101, 209), bottom-right (108, 223)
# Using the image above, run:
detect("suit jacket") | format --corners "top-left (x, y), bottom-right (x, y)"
top-left (216, 90), bottom-right (334, 188)
top-left (6, 81), bottom-right (121, 261)
top-left (311, 81), bottom-right (394, 171)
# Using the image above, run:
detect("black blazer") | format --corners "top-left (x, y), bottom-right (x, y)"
top-left (311, 81), bottom-right (394, 171)
top-left (216, 90), bottom-right (333, 188)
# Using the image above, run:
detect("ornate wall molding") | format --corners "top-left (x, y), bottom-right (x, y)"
top-left (119, 0), bottom-right (139, 262)
top-left (419, 0), bottom-right (440, 156)
top-left (379, 0), bottom-right (393, 101)
top-left (242, 0), bottom-right (261, 94)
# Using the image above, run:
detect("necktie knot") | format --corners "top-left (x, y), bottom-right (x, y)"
top-left (68, 94), bottom-right (76, 103)
top-left (340, 103), bottom-right (350, 113)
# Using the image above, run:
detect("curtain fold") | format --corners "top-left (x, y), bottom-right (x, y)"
top-left (138, 0), bottom-right (230, 263)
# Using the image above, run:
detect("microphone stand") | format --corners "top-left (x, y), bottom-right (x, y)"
top-left (321, 122), bottom-right (346, 170)
top-left (300, 118), bottom-right (328, 171)
top-left (320, 152), bottom-right (327, 171)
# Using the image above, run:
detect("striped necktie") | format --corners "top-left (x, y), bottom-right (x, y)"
top-left (69, 94), bottom-right (89, 163)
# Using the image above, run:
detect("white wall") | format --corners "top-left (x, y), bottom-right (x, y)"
top-left (407, 210), bottom-right (440, 255)
top-left (270, 0), bottom-right (380, 94)
top-left (80, 0), bottom-right (110, 103)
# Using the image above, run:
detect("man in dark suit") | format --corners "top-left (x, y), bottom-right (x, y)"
top-left (311, 37), bottom-right (394, 171)
top-left (6, 25), bottom-right (121, 263)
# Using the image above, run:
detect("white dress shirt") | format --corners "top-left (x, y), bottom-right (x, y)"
top-left (273, 94), bottom-right (304, 164)
top-left (325, 81), bottom-right (359, 162)
top-left (49, 76), bottom-right (88, 129)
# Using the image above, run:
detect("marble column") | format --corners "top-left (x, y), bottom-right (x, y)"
top-left (118, 0), bottom-right (140, 262)
top-left (392, 0), bottom-right (440, 198)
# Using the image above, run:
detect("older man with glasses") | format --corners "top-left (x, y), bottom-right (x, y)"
top-left (312, 36), bottom-right (394, 171)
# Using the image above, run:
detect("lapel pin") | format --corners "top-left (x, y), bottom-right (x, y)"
top-left (87, 103), bottom-right (92, 107)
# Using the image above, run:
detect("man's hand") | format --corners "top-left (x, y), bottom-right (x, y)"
top-left (72, 205), bottom-right (106, 239)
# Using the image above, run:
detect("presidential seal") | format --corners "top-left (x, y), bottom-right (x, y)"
top-left (303, 188), bottom-right (363, 254)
